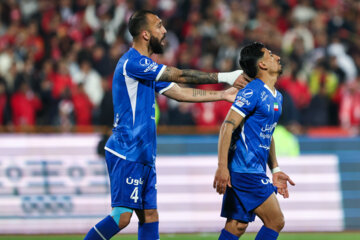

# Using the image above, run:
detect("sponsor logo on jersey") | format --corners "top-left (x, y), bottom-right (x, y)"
top-left (261, 178), bottom-right (270, 184)
top-left (260, 132), bottom-right (272, 139)
top-left (235, 100), bottom-right (245, 107)
top-left (261, 123), bottom-right (277, 132)
top-left (261, 91), bottom-right (268, 102)
top-left (259, 144), bottom-right (270, 150)
top-left (139, 58), bottom-right (151, 66)
top-left (235, 96), bottom-right (250, 108)
top-left (144, 62), bottom-right (159, 72)
top-left (242, 89), bottom-right (253, 98)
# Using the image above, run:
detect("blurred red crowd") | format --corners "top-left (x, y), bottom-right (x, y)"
top-left (0, 0), bottom-right (360, 134)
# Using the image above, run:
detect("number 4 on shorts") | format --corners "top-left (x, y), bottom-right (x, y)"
top-left (130, 187), bottom-right (139, 203)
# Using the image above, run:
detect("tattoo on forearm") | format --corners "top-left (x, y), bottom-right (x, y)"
top-left (224, 120), bottom-right (236, 126)
top-left (181, 69), bottom-right (218, 84)
top-left (158, 67), bottom-right (218, 84)
top-left (192, 89), bottom-right (206, 97)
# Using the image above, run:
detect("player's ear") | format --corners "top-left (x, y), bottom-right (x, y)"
top-left (142, 30), bottom-right (150, 41)
top-left (258, 61), bottom-right (267, 71)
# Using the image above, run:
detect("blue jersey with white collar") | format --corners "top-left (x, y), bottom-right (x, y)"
top-left (229, 78), bottom-right (282, 174)
top-left (105, 48), bottom-right (174, 166)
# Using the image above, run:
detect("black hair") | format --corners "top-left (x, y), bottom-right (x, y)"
top-left (128, 10), bottom-right (156, 38)
top-left (239, 42), bottom-right (265, 78)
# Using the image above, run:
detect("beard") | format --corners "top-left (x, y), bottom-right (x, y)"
top-left (149, 35), bottom-right (164, 54)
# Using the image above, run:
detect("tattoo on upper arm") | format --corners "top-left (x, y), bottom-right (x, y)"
top-left (192, 89), bottom-right (206, 97)
top-left (158, 67), bottom-right (177, 82)
top-left (224, 120), bottom-right (236, 127)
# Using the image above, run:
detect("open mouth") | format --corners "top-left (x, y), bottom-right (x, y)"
top-left (161, 37), bottom-right (166, 45)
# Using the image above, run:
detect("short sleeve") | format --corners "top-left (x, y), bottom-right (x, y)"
top-left (231, 85), bottom-right (259, 117)
top-left (155, 81), bottom-right (175, 94)
top-left (125, 56), bottom-right (166, 82)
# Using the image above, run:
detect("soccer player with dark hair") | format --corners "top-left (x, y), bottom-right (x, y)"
top-left (84, 10), bottom-right (249, 240)
top-left (213, 42), bottom-right (295, 240)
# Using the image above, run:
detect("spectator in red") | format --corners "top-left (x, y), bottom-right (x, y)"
top-left (339, 78), bottom-right (360, 131)
top-left (50, 59), bottom-right (74, 100)
top-left (277, 62), bottom-right (311, 111)
top-left (25, 20), bottom-right (44, 62)
top-left (40, 59), bottom-right (57, 85)
top-left (10, 80), bottom-right (42, 126)
top-left (72, 83), bottom-right (93, 126)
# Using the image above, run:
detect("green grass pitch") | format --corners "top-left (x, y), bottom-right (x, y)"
top-left (0, 232), bottom-right (359, 240)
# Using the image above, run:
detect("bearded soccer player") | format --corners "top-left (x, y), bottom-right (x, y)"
top-left (213, 42), bottom-right (295, 240)
top-left (84, 10), bottom-right (250, 240)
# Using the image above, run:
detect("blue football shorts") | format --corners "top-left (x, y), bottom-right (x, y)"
top-left (221, 171), bottom-right (277, 222)
top-left (105, 151), bottom-right (157, 210)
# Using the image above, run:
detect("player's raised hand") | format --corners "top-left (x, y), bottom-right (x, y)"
top-left (213, 166), bottom-right (232, 195)
top-left (272, 171), bottom-right (295, 198)
top-left (233, 73), bottom-right (252, 89)
top-left (222, 87), bottom-right (239, 103)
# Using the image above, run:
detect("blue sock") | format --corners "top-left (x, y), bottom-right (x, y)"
top-left (255, 225), bottom-right (279, 240)
top-left (218, 228), bottom-right (238, 240)
top-left (138, 221), bottom-right (159, 240)
top-left (84, 215), bottom-right (120, 240)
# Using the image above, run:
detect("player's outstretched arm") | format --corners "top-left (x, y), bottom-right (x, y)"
top-left (213, 109), bottom-right (243, 195)
top-left (158, 66), bottom-right (250, 89)
top-left (162, 84), bottom-right (239, 103)
top-left (268, 137), bottom-right (296, 198)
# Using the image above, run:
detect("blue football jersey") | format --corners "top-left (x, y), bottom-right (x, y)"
top-left (105, 48), bottom-right (174, 166)
top-left (229, 78), bottom-right (282, 174)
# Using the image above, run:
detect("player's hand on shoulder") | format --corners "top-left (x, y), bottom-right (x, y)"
top-left (222, 87), bottom-right (239, 103)
top-left (272, 171), bottom-right (295, 199)
top-left (233, 73), bottom-right (252, 89)
top-left (213, 166), bottom-right (232, 195)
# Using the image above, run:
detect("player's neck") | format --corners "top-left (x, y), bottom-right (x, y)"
top-left (132, 41), bottom-right (152, 57)
top-left (257, 72), bottom-right (277, 92)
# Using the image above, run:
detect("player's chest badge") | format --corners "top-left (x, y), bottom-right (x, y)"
top-left (274, 102), bottom-right (279, 111)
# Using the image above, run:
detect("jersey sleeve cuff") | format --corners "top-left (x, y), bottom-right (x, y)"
top-left (155, 65), bottom-right (167, 81)
top-left (231, 106), bottom-right (246, 117)
top-left (158, 82), bottom-right (175, 94)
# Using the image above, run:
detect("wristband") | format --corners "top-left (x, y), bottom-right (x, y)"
top-left (271, 167), bottom-right (281, 174)
top-left (218, 70), bottom-right (243, 85)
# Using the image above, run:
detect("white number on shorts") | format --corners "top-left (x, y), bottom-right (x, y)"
top-left (130, 187), bottom-right (139, 203)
